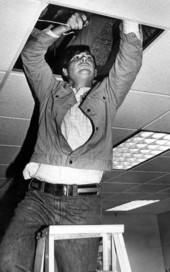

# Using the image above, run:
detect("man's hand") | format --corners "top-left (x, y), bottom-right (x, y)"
top-left (49, 12), bottom-right (88, 37)
top-left (65, 12), bottom-right (87, 31)
top-left (122, 20), bottom-right (141, 41)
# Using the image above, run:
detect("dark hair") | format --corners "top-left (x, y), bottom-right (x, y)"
top-left (62, 45), bottom-right (96, 70)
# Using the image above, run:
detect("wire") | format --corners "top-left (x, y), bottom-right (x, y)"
top-left (38, 19), bottom-right (88, 35)
top-left (38, 19), bottom-right (76, 35)
top-left (38, 19), bottom-right (69, 26)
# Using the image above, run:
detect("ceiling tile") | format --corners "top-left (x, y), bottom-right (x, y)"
top-left (0, 72), bottom-right (34, 119)
top-left (45, 0), bottom-right (170, 29)
top-left (0, 146), bottom-right (20, 164)
top-left (133, 156), bottom-right (170, 172)
top-left (144, 112), bottom-right (170, 133)
top-left (127, 184), bottom-right (170, 193)
top-left (141, 193), bottom-right (170, 200)
top-left (0, 178), bottom-right (13, 191)
top-left (101, 200), bottom-right (129, 211)
top-left (0, 165), bottom-right (8, 178)
top-left (113, 91), bottom-right (170, 129)
top-left (102, 200), bottom-right (120, 210)
top-left (101, 183), bottom-right (138, 193)
top-left (103, 171), bottom-right (165, 184)
top-left (101, 170), bottom-right (125, 183)
top-left (112, 127), bottom-right (136, 146)
top-left (148, 174), bottom-right (170, 184)
top-left (160, 188), bottom-right (170, 194)
top-left (101, 191), bottom-right (151, 201)
top-left (133, 31), bottom-right (170, 96)
top-left (0, 0), bottom-right (45, 71)
top-left (100, 192), bottom-right (119, 200)
top-left (161, 150), bottom-right (170, 157)
top-left (0, 117), bottom-right (30, 145)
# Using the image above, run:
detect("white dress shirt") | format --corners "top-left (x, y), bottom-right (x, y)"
top-left (23, 87), bottom-right (103, 184)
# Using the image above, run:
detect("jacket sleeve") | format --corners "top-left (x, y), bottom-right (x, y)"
top-left (104, 28), bottom-right (143, 109)
top-left (21, 28), bottom-right (59, 101)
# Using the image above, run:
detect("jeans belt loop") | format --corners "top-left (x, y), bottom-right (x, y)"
top-left (28, 178), bottom-right (37, 190)
top-left (65, 185), bottom-right (69, 196)
top-left (41, 181), bottom-right (45, 193)
top-left (97, 183), bottom-right (100, 195)
top-left (28, 179), bottom-right (31, 190)
top-left (72, 184), bottom-right (78, 196)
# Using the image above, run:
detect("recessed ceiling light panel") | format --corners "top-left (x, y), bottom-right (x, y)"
top-left (106, 200), bottom-right (160, 211)
top-left (113, 131), bottom-right (170, 170)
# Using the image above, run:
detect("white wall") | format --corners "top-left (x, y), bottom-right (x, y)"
top-left (158, 211), bottom-right (170, 271)
top-left (102, 212), bottom-right (165, 272)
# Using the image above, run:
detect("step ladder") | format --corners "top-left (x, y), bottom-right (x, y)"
top-left (34, 224), bottom-right (132, 272)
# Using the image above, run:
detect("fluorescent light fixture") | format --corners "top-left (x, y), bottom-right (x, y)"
top-left (106, 200), bottom-right (160, 211)
top-left (113, 131), bottom-right (170, 170)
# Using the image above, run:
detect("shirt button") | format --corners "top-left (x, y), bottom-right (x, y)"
top-left (69, 160), bottom-right (73, 164)
top-left (87, 109), bottom-right (91, 112)
top-left (96, 127), bottom-right (98, 131)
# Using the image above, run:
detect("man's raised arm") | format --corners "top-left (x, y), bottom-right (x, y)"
top-left (21, 13), bottom-right (87, 101)
top-left (105, 20), bottom-right (143, 109)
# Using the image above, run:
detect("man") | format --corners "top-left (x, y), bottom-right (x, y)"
top-left (0, 12), bottom-right (142, 272)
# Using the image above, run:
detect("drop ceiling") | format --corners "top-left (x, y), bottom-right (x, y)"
top-left (1, 0), bottom-right (170, 215)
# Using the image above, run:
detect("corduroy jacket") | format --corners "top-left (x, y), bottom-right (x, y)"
top-left (21, 28), bottom-right (142, 171)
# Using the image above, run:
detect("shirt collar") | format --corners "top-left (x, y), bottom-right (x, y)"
top-left (72, 87), bottom-right (90, 103)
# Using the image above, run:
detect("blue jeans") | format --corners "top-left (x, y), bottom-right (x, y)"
top-left (0, 188), bottom-right (102, 272)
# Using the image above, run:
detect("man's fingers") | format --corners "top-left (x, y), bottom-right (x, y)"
top-left (76, 14), bottom-right (84, 29)
top-left (81, 14), bottom-right (87, 23)
top-left (67, 13), bottom-right (87, 30)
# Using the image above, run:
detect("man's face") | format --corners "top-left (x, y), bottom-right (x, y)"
top-left (63, 51), bottom-right (97, 87)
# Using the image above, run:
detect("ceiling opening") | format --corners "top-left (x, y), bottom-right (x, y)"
top-left (13, 4), bottom-right (164, 78)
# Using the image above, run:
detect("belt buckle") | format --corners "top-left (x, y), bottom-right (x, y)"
top-left (64, 184), bottom-right (78, 196)
top-left (64, 184), bottom-right (77, 196)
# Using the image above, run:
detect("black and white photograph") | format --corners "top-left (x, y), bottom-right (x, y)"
top-left (0, 1), bottom-right (170, 272)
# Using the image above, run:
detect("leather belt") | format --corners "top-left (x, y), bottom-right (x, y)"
top-left (29, 178), bottom-right (100, 196)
